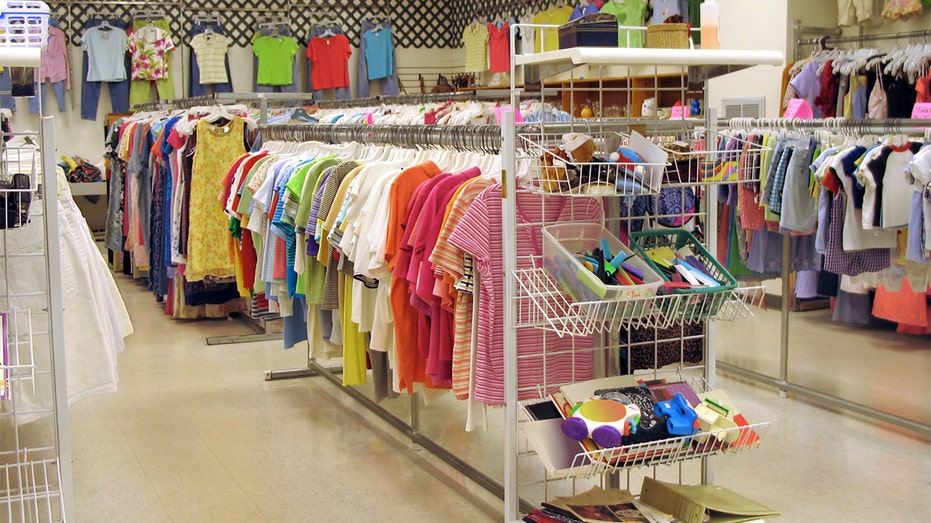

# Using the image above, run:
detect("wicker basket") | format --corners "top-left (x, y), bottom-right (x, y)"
top-left (646, 23), bottom-right (690, 49)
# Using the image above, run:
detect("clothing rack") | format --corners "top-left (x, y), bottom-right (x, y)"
top-left (719, 116), bottom-right (931, 439)
top-left (796, 28), bottom-right (931, 51)
top-left (259, 122), bottom-right (536, 515)
top-left (260, 123), bottom-right (502, 153)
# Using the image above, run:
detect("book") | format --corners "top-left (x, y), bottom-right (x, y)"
top-left (639, 477), bottom-right (780, 523)
top-left (549, 486), bottom-right (659, 523)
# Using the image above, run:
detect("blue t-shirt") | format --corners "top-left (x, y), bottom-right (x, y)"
top-left (82, 26), bottom-right (128, 82)
top-left (571, 2), bottom-right (600, 21)
top-left (364, 27), bottom-right (394, 81)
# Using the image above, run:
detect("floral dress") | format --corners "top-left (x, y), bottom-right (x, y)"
top-left (185, 117), bottom-right (246, 282)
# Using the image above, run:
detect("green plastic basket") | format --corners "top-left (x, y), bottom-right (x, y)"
top-left (629, 229), bottom-right (738, 320)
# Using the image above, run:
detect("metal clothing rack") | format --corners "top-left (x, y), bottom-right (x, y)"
top-left (796, 28), bottom-right (931, 50)
top-left (721, 116), bottom-right (931, 439)
top-left (259, 122), bottom-right (537, 514)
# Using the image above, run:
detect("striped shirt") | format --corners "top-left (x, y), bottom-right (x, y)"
top-left (448, 186), bottom-right (602, 405)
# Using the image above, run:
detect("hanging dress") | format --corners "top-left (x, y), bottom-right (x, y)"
top-left (185, 116), bottom-right (246, 282)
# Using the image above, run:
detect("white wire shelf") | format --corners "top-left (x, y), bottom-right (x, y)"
top-left (512, 268), bottom-right (765, 336)
top-left (0, 456), bottom-right (64, 522)
top-left (561, 421), bottom-right (770, 479)
top-left (514, 47), bottom-right (785, 68)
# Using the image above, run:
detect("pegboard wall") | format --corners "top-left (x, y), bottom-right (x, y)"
top-left (47, 1), bottom-right (566, 49)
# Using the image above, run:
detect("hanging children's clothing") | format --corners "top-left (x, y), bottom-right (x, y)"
top-left (252, 33), bottom-right (300, 91)
top-left (487, 22), bottom-right (510, 74)
top-left (128, 18), bottom-right (176, 106)
top-left (81, 19), bottom-right (130, 120)
top-left (306, 33), bottom-right (351, 94)
top-left (30, 25), bottom-right (69, 113)
top-left (190, 21), bottom-right (233, 96)
top-left (462, 22), bottom-right (488, 73)
top-left (600, 0), bottom-right (647, 48)
top-left (357, 19), bottom-right (400, 97)
top-left (190, 32), bottom-right (230, 85)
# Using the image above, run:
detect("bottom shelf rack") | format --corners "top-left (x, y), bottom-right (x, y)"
top-left (0, 454), bottom-right (64, 523)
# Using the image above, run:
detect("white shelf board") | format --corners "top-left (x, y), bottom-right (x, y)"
top-left (515, 47), bottom-right (784, 68)
top-left (0, 47), bottom-right (42, 67)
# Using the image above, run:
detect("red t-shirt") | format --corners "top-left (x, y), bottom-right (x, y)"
top-left (306, 34), bottom-right (352, 90)
top-left (487, 22), bottom-right (510, 73)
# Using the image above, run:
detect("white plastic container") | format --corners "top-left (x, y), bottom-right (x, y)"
top-left (699, 0), bottom-right (719, 50)
top-left (542, 223), bottom-right (663, 303)
top-left (0, 1), bottom-right (50, 49)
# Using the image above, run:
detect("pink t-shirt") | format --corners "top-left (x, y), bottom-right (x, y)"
top-left (408, 167), bottom-right (482, 383)
top-left (487, 22), bottom-right (510, 73)
top-left (448, 185), bottom-right (602, 405)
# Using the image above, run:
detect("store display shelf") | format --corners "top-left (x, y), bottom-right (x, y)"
top-left (560, 421), bottom-right (770, 480)
top-left (512, 268), bottom-right (765, 336)
top-left (0, 456), bottom-right (64, 522)
top-left (515, 47), bottom-right (784, 83)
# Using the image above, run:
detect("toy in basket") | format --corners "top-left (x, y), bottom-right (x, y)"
top-left (534, 132), bottom-right (653, 196)
top-left (542, 223), bottom-right (663, 304)
top-left (629, 229), bottom-right (737, 320)
top-left (0, 0), bottom-right (50, 48)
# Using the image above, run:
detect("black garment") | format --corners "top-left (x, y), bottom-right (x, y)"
top-left (886, 74), bottom-right (917, 118)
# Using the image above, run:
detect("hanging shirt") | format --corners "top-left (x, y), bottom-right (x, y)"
top-left (571, 2), bottom-right (601, 21)
top-left (253, 36), bottom-right (299, 86)
top-left (40, 26), bottom-right (70, 88)
top-left (487, 22), bottom-right (510, 73)
top-left (462, 22), bottom-right (489, 73)
top-left (128, 24), bottom-right (175, 81)
top-left (82, 26), bottom-right (129, 82)
top-left (531, 5), bottom-right (573, 52)
top-left (190, 33), bottom-right (230, 84)
top-left (307, 34), bottom-right (352, 90)
top-left (448, 185), bottom-right (601, 405)
top-left (600, 0), bottom-right (647, 48)
top-left (650, 0), bottom-right (684, 23)
top-left (363, 26), bottom-right (395, 80)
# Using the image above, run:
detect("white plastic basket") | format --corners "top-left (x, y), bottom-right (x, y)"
top-left (0, 1), bottom-right (50, 49)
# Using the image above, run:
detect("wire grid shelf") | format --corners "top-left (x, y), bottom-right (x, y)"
top-left (520, 376), bottom-right (769, 480)
top-left (617, 129), bottom-right (770, 187)
top-left (0, 452), bottom-right (63, 523)
top-left (518, 132), bottom-right (665, 197)
top-left (512, 267), bottom-right (766, 336)
top-left (563, 421), bottom-right (770, 479)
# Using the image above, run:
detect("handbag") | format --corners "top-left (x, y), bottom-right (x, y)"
top-left (431, 75), bottom-right (454, 94)
top-left (0, 173), bottom-right (33, 228)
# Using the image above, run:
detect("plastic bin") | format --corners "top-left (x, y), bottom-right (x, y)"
top-left (0, 1), bottom-right (50, 49)
top-left (542, 223), bottom-right (663, 303)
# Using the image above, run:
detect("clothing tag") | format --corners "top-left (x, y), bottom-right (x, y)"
top-left (784, 98), bottom-right (813, 119)
top-left (911, 103), bottom-right (931, 119)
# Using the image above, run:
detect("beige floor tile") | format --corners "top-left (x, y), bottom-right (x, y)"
top-left (66, 270), bottom-right (930, 522)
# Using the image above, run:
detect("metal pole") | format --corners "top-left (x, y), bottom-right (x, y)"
top-left (778, 233), bottom-right (791, 396)
top-left (41, 115), bottom-right (75, 523)
top-left (501, 109), bottom-right (519, 522)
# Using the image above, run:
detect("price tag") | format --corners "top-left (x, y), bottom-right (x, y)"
top-left (911, 103), bottom-right (931, 119)
top-left (784, 98), bottom-right (813, 119)
top-left (670, 105), bottom-right (686, 119)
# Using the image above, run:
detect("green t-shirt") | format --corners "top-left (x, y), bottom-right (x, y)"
top-left (601, 0), bottom-right (648, 48)
top-left (252, 36), bottom-right (298, 85)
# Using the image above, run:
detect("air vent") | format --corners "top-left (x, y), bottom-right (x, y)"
top-left (721, 97), bottom-right (765, 119)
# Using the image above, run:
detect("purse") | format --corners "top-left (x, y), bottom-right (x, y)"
top-left (0, 173), bottom-right (33, 229)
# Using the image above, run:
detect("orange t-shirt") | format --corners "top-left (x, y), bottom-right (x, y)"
top-left (386, 161), bottom-right (441, 392)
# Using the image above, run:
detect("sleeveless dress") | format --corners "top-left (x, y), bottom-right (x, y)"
top-left (185, 117), bottom-right (246, 282)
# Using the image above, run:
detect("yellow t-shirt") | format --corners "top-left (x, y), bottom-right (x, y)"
top-left (532, 5), bottom-right (574, 53)
top-left (462, 22), bottom-right (489, 72)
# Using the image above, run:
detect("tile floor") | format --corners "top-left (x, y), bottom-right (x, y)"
top-left (67, 274), bottom-right (930, 522)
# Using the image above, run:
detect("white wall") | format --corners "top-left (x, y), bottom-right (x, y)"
top-left (9, 43), bottom-right (463, 165)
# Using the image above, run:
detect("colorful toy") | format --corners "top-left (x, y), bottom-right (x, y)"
top-left (652, 393), bottom-right (699, 436)
top-left (560, 396), bottom-right (642, 449)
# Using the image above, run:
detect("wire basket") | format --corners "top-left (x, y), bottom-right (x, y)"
top-left (630, 228), bottom-right (738, 320)
top-left (520, 134), bottom-right (666, 197)
top-left (618, 129), bottom-right (770, 186)
top-left (0, 1), bottom-right (50, 49)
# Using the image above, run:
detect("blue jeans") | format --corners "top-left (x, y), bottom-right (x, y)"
top-left (29, 81), bottom-right (67, 113)
top-left (189, 22), bottom-right (233, 97)
top-left (0, 69), bottom-right (15, 111)
top-left (357, 20), bottom-right (400, 98)
top-left (81, 18), bottom-right (129, 120)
